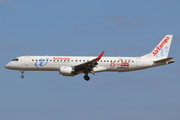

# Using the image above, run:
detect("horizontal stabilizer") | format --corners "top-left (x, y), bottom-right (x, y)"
top-left (154, 57), bottom-right (175, 63)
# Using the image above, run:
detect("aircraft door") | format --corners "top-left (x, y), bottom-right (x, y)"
top-left (136, 57), bottom-right (141, 67)
top-left (24, 56), bottom-right (29, 66)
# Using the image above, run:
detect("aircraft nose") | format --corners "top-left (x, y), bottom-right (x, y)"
top-left (5, 63), bottom-right (10, 69)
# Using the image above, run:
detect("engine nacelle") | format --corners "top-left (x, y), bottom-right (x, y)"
top-left (59, 66), bottom-right (75, 76)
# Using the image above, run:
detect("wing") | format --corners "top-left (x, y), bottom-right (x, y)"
top-left (74, 51), bottom-right (105, 74)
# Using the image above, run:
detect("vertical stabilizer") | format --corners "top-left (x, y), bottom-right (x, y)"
top-left (141, 35), bottom-right (173, 59)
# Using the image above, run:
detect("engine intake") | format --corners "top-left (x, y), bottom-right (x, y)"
top-left (59, 66), bottom-right (75, 76)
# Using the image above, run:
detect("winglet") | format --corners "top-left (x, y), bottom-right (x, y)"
top-left (96, 51), bottom-right (105, 60)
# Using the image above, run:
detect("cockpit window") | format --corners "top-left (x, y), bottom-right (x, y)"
top-left (12, 58), bottom-right (19, 61)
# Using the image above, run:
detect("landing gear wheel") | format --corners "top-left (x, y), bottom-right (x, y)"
top-left (20, 70), bottom-right (25, 79)
top-left (20, 75), bottom-right (24, 78)
top-left (84, 75), bottom-right (90, 81)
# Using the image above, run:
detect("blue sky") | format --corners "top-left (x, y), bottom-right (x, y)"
top-left (1, 0), bottom-right (180, 120)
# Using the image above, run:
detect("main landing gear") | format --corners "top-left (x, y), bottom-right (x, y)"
top-left (84, 74), bottom-right (90, 81)
top-left (20, 70), bottom-right (24, 78)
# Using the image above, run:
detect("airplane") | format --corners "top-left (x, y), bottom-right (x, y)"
top-left (5, 35), bottom-right (175, 81)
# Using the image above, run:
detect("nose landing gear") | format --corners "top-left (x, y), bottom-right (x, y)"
top-left (21, 75), bottom-right (24, 78)
top-left (20, 70), bottom-right (24, 78)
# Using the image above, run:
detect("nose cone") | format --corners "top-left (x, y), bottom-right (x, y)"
top-left (5, 63), bottom-right (10, 69)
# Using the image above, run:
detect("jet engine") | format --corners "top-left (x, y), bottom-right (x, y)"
top-left (59, 66), bottom-right (75, 76)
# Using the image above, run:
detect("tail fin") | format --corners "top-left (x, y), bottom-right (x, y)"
top-left (141, 35), bottom-right (173, 59)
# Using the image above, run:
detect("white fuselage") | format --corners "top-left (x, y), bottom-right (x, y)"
top-left (5, 56), bottom-right (164, 73)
